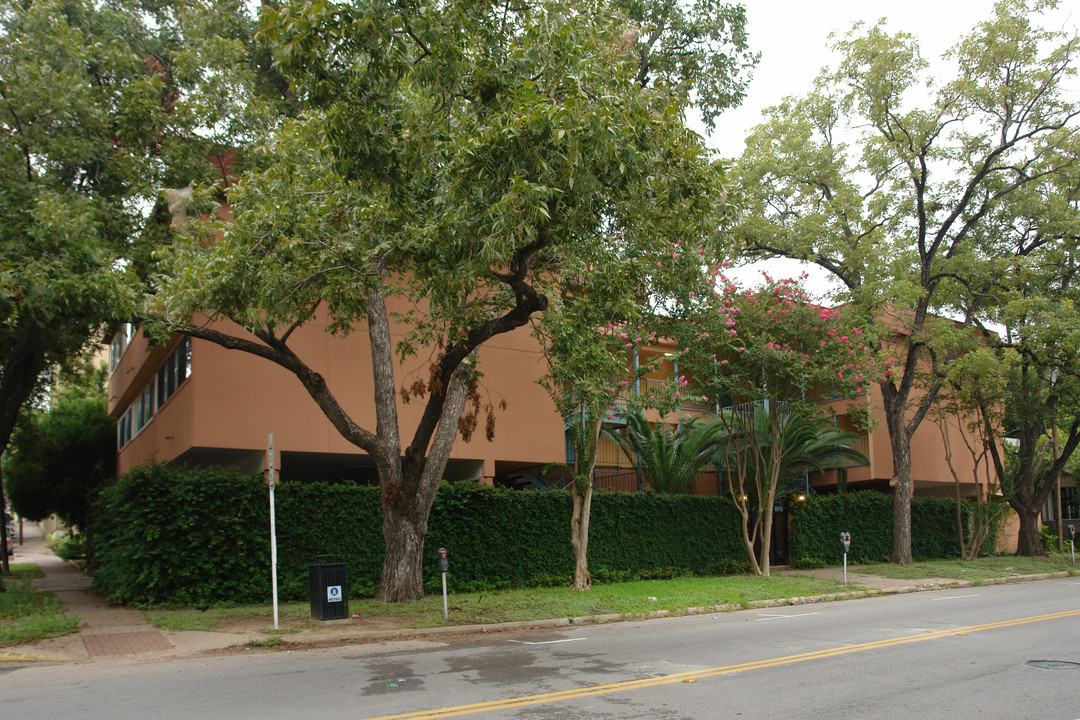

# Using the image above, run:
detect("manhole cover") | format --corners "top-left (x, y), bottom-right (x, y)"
top-left (1026, 660), bottom-right (1080, 669)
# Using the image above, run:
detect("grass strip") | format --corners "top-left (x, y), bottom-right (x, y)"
top-left (0, 574), bottom-right (81, 647)
top-left (148, 574), bottom-right (849, 634)
top-left (855, 555), bottom-right (1076, 582)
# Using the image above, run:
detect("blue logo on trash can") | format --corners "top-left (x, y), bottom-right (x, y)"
top-left (327, 585), bottom-right (342, 602)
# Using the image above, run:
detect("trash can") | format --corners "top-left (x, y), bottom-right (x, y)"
top-left (308, 555), bottom-right (349, 620)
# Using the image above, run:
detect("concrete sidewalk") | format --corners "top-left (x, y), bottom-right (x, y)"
top-left (1, 525), bottom-right (1071, 667)
top-left (1, 523), bottom-right (253, 665)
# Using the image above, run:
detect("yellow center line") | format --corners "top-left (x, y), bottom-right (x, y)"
top-left (358, 608), bottom-right (1080, 720)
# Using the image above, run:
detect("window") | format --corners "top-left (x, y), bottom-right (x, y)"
top-left (117, 408), bottom-right (132, 450)
top-left (155, 336), bottom-right (191, 408)
top-left (135, 384), bottom-right (154, 432)
top-left (108, 323), bottom-right (132, 374)
top-left (117, 336), bottom-right (192, 450)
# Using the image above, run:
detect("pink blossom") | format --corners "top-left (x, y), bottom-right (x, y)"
top-left (721, 359), bottom-right (729, 365)
top-left (618, 380), bottom-right (629, 387)
top-left (737, 347), bottom-right (745, 353)
top-left (619, 332), bottom-right (628, 340)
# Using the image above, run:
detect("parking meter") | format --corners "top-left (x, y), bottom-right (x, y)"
top-left (840, 532), bottom-right (851, 585)
top-left (438, 547), bottom-right (449, 618)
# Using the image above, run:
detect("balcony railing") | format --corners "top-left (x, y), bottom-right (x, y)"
top-left (637, 377), bottom-right (712, 412)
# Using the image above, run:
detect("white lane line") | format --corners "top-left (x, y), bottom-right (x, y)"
top-left (507, 638), bottom-right (588, 645)
top-left (932, 593), bottom-right (982, 601)
top-left (754, 612), bottom-right (821, 622)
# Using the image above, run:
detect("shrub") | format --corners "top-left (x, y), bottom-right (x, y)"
top-left (92, 466), bottom-right (747, 605)
top-left (790, 491), bottom-right (967, 564)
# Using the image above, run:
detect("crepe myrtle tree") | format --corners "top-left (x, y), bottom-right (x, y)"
top-left (670, 276), bottom-right (877, 575)
top-left (731, 0), bottom-right (1080, 563)
top-left (149, 0), bottom-right (753, 602)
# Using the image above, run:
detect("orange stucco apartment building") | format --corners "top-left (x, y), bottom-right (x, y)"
top-left (107, 303), bottom-right (997, 509)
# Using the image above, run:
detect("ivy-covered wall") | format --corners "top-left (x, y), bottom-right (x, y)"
top-left (91, 465), bottom-right (745, 605)
top-left (91, 466), bottom-right (987, 606)
top-left (789, 491), bottom-right (975, 566)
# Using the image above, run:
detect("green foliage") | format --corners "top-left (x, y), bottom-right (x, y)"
top-left (790, 492), bottom-right (977, 566)
top-left (5, 373), bottom-right (115, 530)
top-left (91, 465), bottom-right (747, 605)
top-left (0, 577), bottom-right (81, 647)
top-left (91, 464), bottom-right (272, 606)
top-left (1040, 525), bottom-right (1059, 555)
top-left (51, 533), bottom-right (87, 562)
top-left (147, 0), bottom-right (751, 603)
top-left (604, 410), bottom-right (724, 494)
top-left (671, 276), bottom-right (875, 573)
top-left (731, 0), bottom-right (1080, 562)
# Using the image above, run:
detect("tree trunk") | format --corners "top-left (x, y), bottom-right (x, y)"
top-left (0, 468), bottom-right (9, 575)
top-left (759, 504), bottom-right (772, 577)
top-left (378, 494), bottom-right (429, 602)
top-left (883, 395), bottom-right (913, 565)
top-left (738, 504), bottom-right (762, 575)
top-left (373, 360), bottom-right (472, 603)
top-left (1015, 505), bottom-right (1045, 556)
top-left (570, 482), bottom-right (593, 590)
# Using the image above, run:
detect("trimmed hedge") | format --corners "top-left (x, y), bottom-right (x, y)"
top-left (789, 491), bottom-right (981, 566)
top-left (91, 465), bottom-right (746, 605)
top-left (92, 466), bottom-right (988, 606)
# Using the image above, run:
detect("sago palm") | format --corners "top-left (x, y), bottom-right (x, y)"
top-left (604, 409), bottom-right (724, 494)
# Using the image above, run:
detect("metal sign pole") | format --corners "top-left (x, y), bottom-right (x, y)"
top-left (269, 433), bottom-right (279, 630)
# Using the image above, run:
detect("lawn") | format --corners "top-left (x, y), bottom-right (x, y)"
top-left (145, 555), bottom-right (1079, 639)
top-left (0, 564), bottom-right (81, 647)
top-left (855, 554), bottom-right (1077, 582)
top-left (147, 574), bottom-right (853, 636)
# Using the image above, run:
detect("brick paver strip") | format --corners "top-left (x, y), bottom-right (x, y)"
top-left (82, 631), bottom-right (173, 657)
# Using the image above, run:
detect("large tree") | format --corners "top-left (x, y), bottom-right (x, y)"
top-left (0, 0), bottom-right (210, 573)
top-left (731, 0), bottom-right (1079, 563)
top-left (149, 0), bottom-right (754, 601)
top-left (942, 146), bottom-right (1080, 555)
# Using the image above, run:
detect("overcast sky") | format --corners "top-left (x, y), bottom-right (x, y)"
top-left (704, 0), bottom-right (1078, 296)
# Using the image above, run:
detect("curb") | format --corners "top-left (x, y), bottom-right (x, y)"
top-left (271, 570), bottom-right (1074, 647)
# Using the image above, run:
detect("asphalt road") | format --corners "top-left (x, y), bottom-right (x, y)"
top-left (3, 578), bottom-right (1079, 719)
